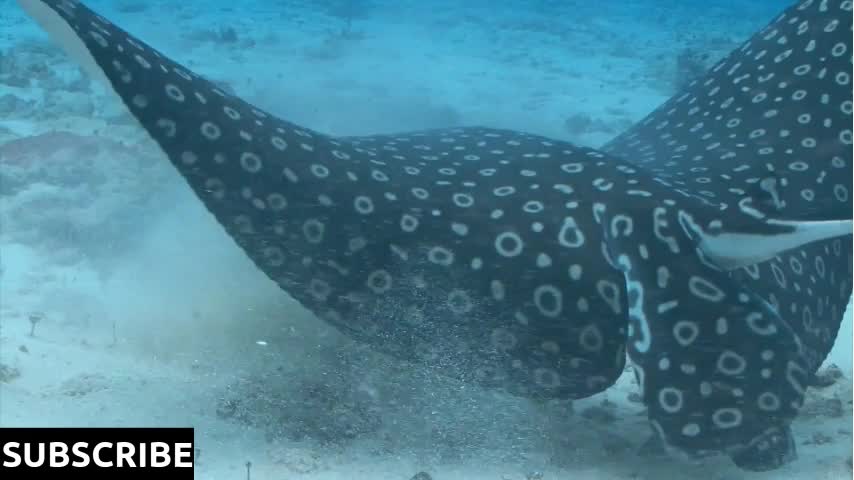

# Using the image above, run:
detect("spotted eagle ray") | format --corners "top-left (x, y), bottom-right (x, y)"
top-left (16, 0), bottom-right (852, 471)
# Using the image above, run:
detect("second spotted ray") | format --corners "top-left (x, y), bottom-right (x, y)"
top-left (601, 0), bottom-right (853, 471)
top-left (16, 0), bottom-right (852, 471)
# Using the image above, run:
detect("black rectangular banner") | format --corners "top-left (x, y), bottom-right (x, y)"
top-left (0, 427), bottom-right (194, 479)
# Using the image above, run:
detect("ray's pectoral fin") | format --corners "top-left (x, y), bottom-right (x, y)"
top-left (730, 424), bottom-right (796, 472)
top-left (633, 426), bottom-right (796, 471)
top-left (604, 205), bottom-right (815, 470)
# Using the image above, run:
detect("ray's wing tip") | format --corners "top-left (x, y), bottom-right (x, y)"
top-left (730, 425), bottom-right (797, 472)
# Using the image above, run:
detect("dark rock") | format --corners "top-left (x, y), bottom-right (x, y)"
top-left (327, 0), bottom-right (376, 22)
top-left (602, 433), bottom-right (633, 455)
top-left (803, 432), bottom-right (834, 446)
top-left (563, 112), bottom-right (620, 137)
top-left (410, 472), bottom-right (432, 480)
top-left (59, 373), bottom-right (110, 397)
top-left (674, 48), bottom-right (712, 91)
top-left (0, 94), bottom-right (32, 117)
top-left (801, 397), bottom-right (844, 418)
top-left (217, 26), bottom-right (239, 44)
top-left (564, 113), bottom-right (594, 135)
top-left (580, 405), bottom-right (616, 424)
top-left (185, 26), bottom-right (241, 45)
top-left (116, 1), bottom-right (148, 13)
top-left (810, 364), bottom-right (844, 388)
top-left (0, 364), bottom-right (21, 383)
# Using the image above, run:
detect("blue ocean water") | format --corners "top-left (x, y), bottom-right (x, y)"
top-left (0, 1), bottom-right (851, 479)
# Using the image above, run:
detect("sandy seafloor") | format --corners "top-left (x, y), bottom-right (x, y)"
top-left (0, 0), bottom-right (852, 479)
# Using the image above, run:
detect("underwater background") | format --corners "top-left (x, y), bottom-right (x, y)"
top-left (0, 0), bottom-right (851, 478)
